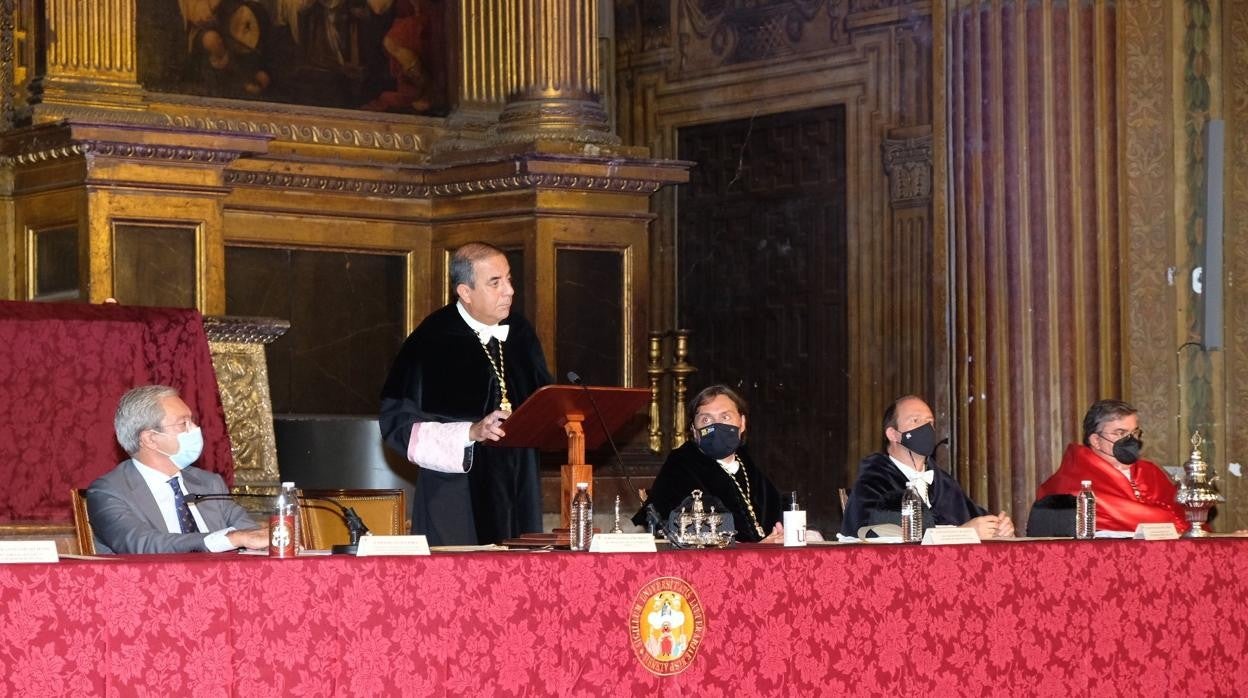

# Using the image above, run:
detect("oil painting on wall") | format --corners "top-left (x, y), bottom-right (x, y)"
top-left (138, 0), bottom-right (449, 115)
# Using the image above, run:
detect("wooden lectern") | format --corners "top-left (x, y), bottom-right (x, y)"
top-left (488, 384), bottom-right (649, 546)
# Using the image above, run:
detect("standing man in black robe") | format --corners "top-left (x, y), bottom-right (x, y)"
top-left (841, 395), bottom-right (1014, 538)
top-left (380, 242), bottom-right (552, 545)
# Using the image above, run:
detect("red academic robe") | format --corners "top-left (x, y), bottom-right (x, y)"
top-left (1037, 444), bottom-right (1190, 533)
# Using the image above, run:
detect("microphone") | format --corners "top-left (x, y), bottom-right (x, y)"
top-left (187, 492), bottom-right (371, 554)
top-left (567, 371), bottom-right (643, 512)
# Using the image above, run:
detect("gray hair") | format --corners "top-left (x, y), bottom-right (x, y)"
top-left (115, 385), bottom-right (179, 455)
top-left (450, 242), bottom-right (506, 289)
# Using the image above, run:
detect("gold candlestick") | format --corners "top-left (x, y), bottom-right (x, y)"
top-left (669, 330), bottom-right (696, 448)
top-left (647, 332), bottom-right (665, 454)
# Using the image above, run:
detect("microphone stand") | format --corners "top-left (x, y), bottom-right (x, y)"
top-left (187, 493), bottom-right (371, 555)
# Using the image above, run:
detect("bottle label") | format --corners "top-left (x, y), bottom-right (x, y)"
top-left (269, 513), bottom-right (296, 558)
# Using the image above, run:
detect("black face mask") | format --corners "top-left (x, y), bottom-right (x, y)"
top-left (899, 422), bottom-right (939, 458)
top-left (695, 423), bottom-right (741, 460)
top-left (1112, 435), bottom-right (1143, 465)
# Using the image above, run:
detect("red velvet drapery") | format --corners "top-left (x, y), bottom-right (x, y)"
top-left (0, 301), bottom-right (232, 521)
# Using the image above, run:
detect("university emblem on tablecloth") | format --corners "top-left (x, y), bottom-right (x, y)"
top-left (629, 577), bottom-right (706, 676)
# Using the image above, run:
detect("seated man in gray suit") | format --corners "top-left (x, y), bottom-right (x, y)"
top-left (87, 384), bottom-right (269, 553)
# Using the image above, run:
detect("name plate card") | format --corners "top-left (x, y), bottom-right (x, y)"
top-left (0, 540), bottom-right (59, 563)
top-left (589, 533), bottom-right (658, 553)
top-left (356, 535), bottom-right (431, 557)
top-left (921, 526), bottom-right (981, 546)
top-left (1134, 523), bottom-right (1180, 541)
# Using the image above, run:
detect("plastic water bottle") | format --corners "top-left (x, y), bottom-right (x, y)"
top-left (269, 481), bottom-right (298, 558)
top-left (1075, 480), bottom-right (1096, 540)
top-left (570, 482), bottom-right (593, 551)
top-left (901, 481), bottom-right (924, 543)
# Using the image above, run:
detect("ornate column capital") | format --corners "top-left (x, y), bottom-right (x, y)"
top-left (882, 126), bottom-right (932, 207)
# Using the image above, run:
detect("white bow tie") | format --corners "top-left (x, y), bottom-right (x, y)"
top-left (909, 470), bottom-right (934, 486)
top-left (475, 324), bottom-right (510, 344)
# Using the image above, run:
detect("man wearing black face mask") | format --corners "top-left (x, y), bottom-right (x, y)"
top-left (841, 395), bottom-right (1014, 538)
top-left (1036, 399), bottom-right (1189, 533)
top-left (634, 384), bottom-right (786, 543)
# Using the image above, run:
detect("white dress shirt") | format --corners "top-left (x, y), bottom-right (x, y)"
top-left (131, 459), bottom-right (237, 552)
top-left (456, 301), bottom-right (509, 343)
top-left (889, 455), bottom-right (934, 507)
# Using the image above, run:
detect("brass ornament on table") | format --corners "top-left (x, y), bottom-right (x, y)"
top-left (1175, 431), bottom-right (1225, 537)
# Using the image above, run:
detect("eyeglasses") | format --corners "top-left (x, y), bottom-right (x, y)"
top-left (693, 410), bottom-right (740, 428)
top-left (153, 416), bottom-right (198, 434)
top-left (1098, 427), bottom-right (1143, 442)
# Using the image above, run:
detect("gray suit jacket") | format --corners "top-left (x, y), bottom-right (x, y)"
top-left (86, 460), bottom-right (257, 554)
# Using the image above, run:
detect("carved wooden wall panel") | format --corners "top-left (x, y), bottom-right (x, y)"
top-left (677, 105), bottom-right (848, 531)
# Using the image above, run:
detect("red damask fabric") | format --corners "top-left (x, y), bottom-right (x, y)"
top-left (1, 541), bottom-right (1245, 696)
top-left (0, 301), bottom-right (232, 521)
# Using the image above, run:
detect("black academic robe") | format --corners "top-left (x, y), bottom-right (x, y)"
top-left (840, 451), bottom-right (987, 537)
top-left (637, 441), bottom-right (783, 543)
top-left (380, 303), bottom-right (552, 545)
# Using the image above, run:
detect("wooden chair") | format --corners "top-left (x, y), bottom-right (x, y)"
top-left (299, 488), bottom-right (408, 550)
top-left (838, 487), bottom-right (849, 514)
top-left (69, 489), bottom-right (96, 555)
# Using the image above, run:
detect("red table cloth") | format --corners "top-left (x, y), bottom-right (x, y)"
top-left (0, 300), bottom-right (232, 521)
top-left (1, 539), bottom-right (1245, 696)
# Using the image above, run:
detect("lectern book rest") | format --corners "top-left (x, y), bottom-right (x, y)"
top-left (486, 384), bottom-right (649, 547)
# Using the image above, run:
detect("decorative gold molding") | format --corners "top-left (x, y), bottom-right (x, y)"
top-left (203, 315), bottom-right (290, 344)
top-left (1, 121), bottom-right (271, 168)
top-left (159, 112), bottom-right (428, 153)
top-left (493, 99), bottom-right (617, 145)
top-left (2, 139), bottom-right (251, 169)
top-left (204, 315), bottom-right (289, 489)
top-left (432, 173), bottom-right (663, 196)
top-left (225, 169), bottom-right (668, 197)
top-left (224, 170), bottom-right (428, 198)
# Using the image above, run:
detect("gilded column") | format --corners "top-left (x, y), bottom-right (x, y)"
top-left (437, 0), bottom-right (516, 152)
top-left (29, 0), bottom-right (145, 120)
top-left (492, 0), bottom-right (617, 145)
top-left (458, 0), bottom-right (514, 110)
